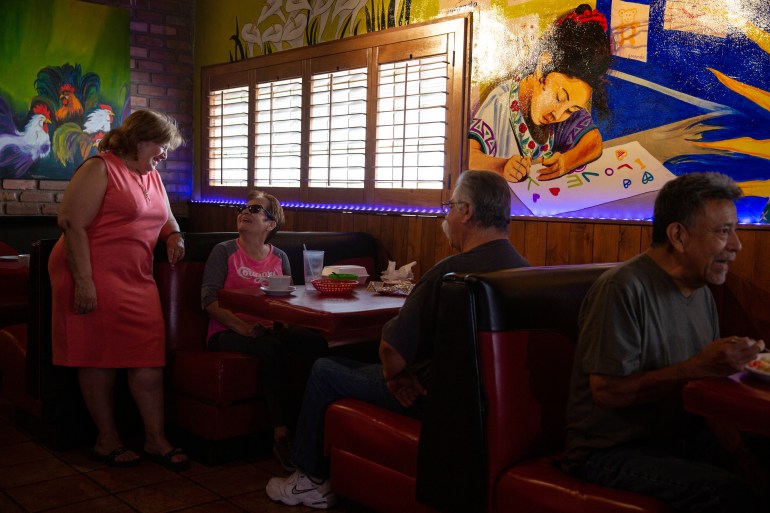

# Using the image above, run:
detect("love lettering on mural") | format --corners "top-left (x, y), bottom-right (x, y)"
top-left (509, 141), bottom-right (676, 217)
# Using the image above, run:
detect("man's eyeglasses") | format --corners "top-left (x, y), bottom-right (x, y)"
top-left (440, 201), bottom-right (466, 215)
top-left (235, 204), bottom-right (274, 220)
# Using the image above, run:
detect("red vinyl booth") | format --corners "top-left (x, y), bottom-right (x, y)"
top-left (155, 231), bottom-right (381, 463)
top-left (325, 264), bottom-right (673, 513)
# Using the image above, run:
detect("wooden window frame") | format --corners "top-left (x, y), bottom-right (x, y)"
top-left (200, 13), bottom-right (472, 209)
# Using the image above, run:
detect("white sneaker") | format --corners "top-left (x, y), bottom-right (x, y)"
top-left (266, 471), bottom-right (337, 509)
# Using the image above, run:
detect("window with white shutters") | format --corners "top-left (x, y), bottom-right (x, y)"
top-left (200, 14), bottom-right (471, 209)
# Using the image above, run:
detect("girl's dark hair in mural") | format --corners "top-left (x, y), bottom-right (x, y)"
top-left (478, 4), bottom-right (612, 118)
top-left (522, 4), bottom-right (612, 117)
top-left (98, 109), bottom-right (184, 158)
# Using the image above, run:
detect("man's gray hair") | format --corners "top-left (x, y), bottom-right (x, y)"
top-left (652, 172), bottom-right (742, 246)
top-left (454, 170), bottom-right (512, 230)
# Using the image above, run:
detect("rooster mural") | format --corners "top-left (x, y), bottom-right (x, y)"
top-left (34, 63), bottom-right (100, 125)
top-left (0, 63), bottom-right (121, 178)
top-left (53, 104), bottom-right (114, 166)
top-left (0, 99), bottom-right (52, 177)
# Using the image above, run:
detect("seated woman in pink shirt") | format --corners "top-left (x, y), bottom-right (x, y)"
top-left (201, 190), bottom-right (328, 472)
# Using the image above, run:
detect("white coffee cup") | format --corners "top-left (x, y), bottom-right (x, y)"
top-left (266, 275), bottom-right (291, 291)
top-left (18, 254), bottom-right (30, 268)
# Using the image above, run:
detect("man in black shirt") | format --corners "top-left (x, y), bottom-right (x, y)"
top-left (266, 170), bottom-right (529, 509)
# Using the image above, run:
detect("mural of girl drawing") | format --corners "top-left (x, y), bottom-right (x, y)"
top-left (469, 4), bottom-right (612, 183)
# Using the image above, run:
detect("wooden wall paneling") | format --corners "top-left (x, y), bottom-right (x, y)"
top-left (523, 220), bottom-right (548, 266)
top-left (592, 224), bottom-right (620, 263)
top-left (544, 222), bottom-right (573, 265)
top-left (282, 210), bottom-right (295, 231)
top-left (390, 215), bottom-right (410, 269)
top-left (287, 210), bottom-right (302, 230)
top-left (405, 216), bottom-right (424, 271)
top-left (568, 222), bottom-right (594, 264)
top-left (366, 214), bottom-right (383, 243)
top-left (338, 212), bottom-right (356, 232)
top-left (352, 213), bottom-right (369, 233)
top-left (509, 220), bottom-right (527, 255)
top-left (365, 214), bottom-right (388, 274)
top-left (377, 214), bottom-right (396, 263)
top-left (319, 212), bottom-right (343, 231)
top-left (312, 211), bottom-right (330, 231)
top-left (418, 217), bottom-right (439, 274)
top-left (189, 204), bottom-right (231, 232)
top-left (618, 224), bottom-right (643, 262)
top-left (640, 225), bottom-right (653, 249)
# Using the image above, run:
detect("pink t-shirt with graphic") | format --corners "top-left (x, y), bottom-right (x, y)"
top-left (201, 239), bottom-right (291, 342)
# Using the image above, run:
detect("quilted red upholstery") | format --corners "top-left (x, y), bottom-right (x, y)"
top-left (154, 231), bottom-right (381, 449)
top-left (496, 458), bottom-right (670, 513)
top-left (480, 329), bottom-right (671, 513)
top-left (326, 399), bottom-right (440, 513)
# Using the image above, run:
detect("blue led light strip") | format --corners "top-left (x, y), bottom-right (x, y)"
top-left (190, 200), bottom-right (766, 225)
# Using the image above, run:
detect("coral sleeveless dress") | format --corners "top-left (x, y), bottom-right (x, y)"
top-left (49, 152), bottom-right (168, 367)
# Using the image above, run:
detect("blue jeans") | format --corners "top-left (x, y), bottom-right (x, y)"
top-left (574, 434), bottom-right (763, 513)
top-left (292, 357), bottom-right (420, 478)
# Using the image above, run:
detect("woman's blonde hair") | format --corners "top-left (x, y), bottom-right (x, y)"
top-left (98, 109), bottom-right (184, 158)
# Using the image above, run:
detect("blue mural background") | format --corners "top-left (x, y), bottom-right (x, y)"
top-left (595, 0), bottom-right (770, 221)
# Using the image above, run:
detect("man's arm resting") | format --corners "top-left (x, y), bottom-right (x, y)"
top-left (591, 336), bottom-right (765, 409)
top-left (379, 339), bottom-right (427, 407)
top-left (379, 339), bottom-right (407, 380)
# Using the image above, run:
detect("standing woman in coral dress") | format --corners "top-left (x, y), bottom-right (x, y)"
top-left (49, 109), bottom-right (189, 470)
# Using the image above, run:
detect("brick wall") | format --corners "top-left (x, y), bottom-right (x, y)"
top-left (1, 0), bottom-right (195, 216)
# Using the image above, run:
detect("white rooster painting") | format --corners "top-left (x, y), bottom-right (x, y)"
top-left (0, 100), bottom-right (52, 177)
top-left (0, 63), bottom-right (125, 179)
top-left (2, 0), bottom-right (129, 180)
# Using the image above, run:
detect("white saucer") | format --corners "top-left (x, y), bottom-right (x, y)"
top-left (0, 255), bottom-right (18, 261)
top-left (260, 285), bottom-right (296, 296)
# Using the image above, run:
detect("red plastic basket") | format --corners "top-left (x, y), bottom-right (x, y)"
top-left (311, 278), bottom-right (358, 295)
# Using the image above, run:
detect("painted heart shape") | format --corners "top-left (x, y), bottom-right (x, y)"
top-left (549, 188), bottom-right (560, 196)
top-left (532, 193), bottom-right (540, 203)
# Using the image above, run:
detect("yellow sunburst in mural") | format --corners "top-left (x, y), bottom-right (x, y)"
top-left (689, 9), bottom-right (770, 199)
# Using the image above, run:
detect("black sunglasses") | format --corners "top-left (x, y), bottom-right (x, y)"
top-left (235, 204), bottom-right (274, 220)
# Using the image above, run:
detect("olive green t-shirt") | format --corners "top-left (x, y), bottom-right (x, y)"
top-left (562, 253), bottom-right (719, 471)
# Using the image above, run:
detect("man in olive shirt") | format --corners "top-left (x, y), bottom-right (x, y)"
top-left (563, 172), bottom-right (767, 512)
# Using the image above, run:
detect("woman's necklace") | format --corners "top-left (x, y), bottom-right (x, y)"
top-left (121, 155), bottom-right (151, 204)
top-left (132, 171), bottom-right (151, 204)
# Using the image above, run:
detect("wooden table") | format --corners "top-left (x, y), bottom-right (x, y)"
top-left (218, 286), bottom-right (406, 347)
top-left (683, 372), bottom-right (770, 437)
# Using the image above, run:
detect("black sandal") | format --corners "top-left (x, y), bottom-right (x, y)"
top-left (143, 447), bottom-right (191, 472)
top-left (91, 446), bottom-right (142, 468)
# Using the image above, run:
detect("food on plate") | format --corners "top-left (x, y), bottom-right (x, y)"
top-left (747, 356), bottom-right (770, 373)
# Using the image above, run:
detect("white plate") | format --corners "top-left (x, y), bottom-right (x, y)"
top-left (260, 285), bottom-right (296, 296)
top-left (0, 255), bottom-right (19, 261)
top-left (745, 353), bottom-right (770, 382)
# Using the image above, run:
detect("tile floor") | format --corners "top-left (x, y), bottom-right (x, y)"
top-left (0, 398), bottom-right (357, 513)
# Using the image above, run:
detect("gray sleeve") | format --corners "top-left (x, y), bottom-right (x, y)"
top-left (273, 247), bottom-right (292, 282)
top-left (201, 242), bottom-right (233, 310)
